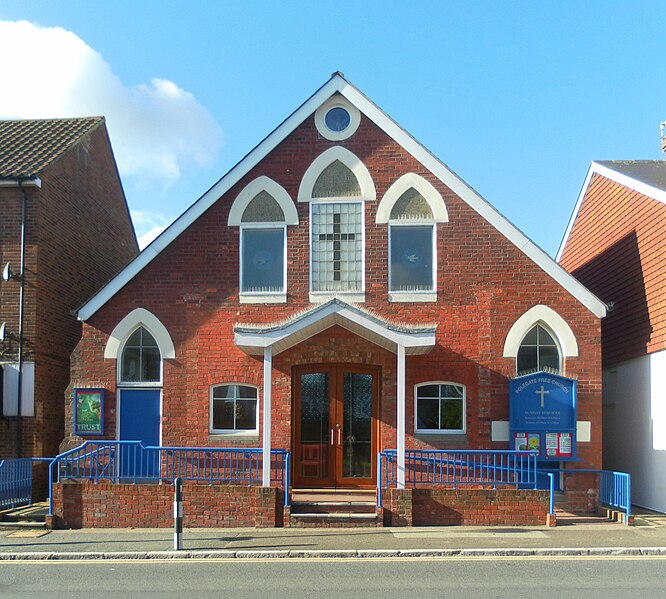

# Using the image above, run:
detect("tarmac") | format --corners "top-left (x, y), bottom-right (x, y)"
top-left (0, 509), bottom-right (665, 560)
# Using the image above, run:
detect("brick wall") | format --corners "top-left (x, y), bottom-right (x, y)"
top-left (384, 487), bottom-right (550, 526)
top-left (49, 481), bottom-right (281, 529)
top-left (0, 122), bottom-right (138, 496)
top-left (68, 110), bottom-right (603, 498)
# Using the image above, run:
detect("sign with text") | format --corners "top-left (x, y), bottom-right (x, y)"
top-left (509, 372), bottom-right (576, 461)
top-left (74, 388), bottom-right (105, 435)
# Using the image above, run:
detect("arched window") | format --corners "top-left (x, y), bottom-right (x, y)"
top-left (377, 173), bottom-right (448, 301)
top-left (120, 327), bottom-right (161, 383)
top-left (516, 324), bottom-right (561, 374)
top-left (299, 147), bottom-right (374, 300)
top-left (228, 176), bottom-right (298, 303)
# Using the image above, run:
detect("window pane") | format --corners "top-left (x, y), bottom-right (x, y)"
top-left (522, 326), bottom-right (538, 345)
top-left (212, 399), bottom-right (235, 430)
top-left (141, 329), bottom-right (158, 348)
top-left (441, 398), bottom-right (463, 430)
top-left (141, 347), bottom-right (161, 382)
top-left (417, 398), bottom-right (439, 429)
top-left (235, 400), bottom-right (257, 430)
top-left (537, 325), bottom-right (557, 347)
top-left (517, 346), bottom-right (538, 372)
top-left (390, 226), bottom-right (433, 291)
top-left (417, 384), bottom-right (439, 398)
top-left (539, 346), bottom-right (560, 370)
top-left (238, 385), bottom-right (257, 398)
top-left (121, 347), bottom-right (140, 382)
top-left (242, 228), bottom-right (284, 293)
top-left (213, 385), bottom-right (232, 399)
top-left (125, 329), bottom-right (142, 347)
top-left (441, 384), bottom-right (463, 399)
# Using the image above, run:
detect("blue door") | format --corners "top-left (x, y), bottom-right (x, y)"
top-left (119, 389), bottom-right (160, 478)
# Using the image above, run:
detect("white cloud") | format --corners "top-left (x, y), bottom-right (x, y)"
top-left (0, 19), bottom-right (222, 187)
top-left (131, 210), bottom-right (171, 249)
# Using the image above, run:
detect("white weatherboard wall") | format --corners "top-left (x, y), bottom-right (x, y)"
top-left (602, 350), bottom-right (666, 513)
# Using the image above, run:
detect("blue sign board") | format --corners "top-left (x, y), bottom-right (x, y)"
top-left (509, 372), bottom-right (577, 461)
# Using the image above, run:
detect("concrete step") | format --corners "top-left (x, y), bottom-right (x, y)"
top-left (0, 502), bottom-right (48, 524)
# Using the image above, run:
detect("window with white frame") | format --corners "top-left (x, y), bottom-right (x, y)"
top-left (389, 188), bottom-right (435, 291)
top-left (210, 384), bottom-right (258, 433)
top-left (120, 327), bottom-right (161, 383)
top-left (311, 201), bottom-right (363, 292)
top-left (516, 324), bottom-right (561, 374)
top-left (415, 382), bottom-right (465, 433)
top-left (240, 191), bottom-right (287, 294)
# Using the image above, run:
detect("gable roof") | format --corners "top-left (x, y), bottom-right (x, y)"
top-left (77, 73), bottom-right (607, 320)
top-left (556, 160), bottom-right (666, 262)
top-left (0, 116), bottom-right (104, 179)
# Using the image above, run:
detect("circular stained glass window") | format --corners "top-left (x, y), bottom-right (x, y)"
top-left (324, 107), bottom-right (351, 132)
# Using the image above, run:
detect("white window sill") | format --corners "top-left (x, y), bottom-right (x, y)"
top-left (239, 292), bottom-right (287, 304)
top-left (389, 291), bottom-right (437, 303)
top-left (415, 429), bottom-right (466, 436)
top-left (309, 292), bottom-right (365, 304)
top-left (208, 431), bottom-right (259, 442)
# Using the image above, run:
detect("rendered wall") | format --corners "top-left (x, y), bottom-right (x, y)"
top-left (602, 349), bottom-right (666, 512)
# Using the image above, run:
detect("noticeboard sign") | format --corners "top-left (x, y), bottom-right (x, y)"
top-left (509, 372), bottom-right (576, 461)
top-left (73, 388), bottom-right (105, 435)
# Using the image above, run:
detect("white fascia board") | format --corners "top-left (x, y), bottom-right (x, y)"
top-left (0, 178), bottom-right (42, 188)
top-left (556, 165), bottom-right (595, 262)
top-left (339, 85), bottom-right (606, 318)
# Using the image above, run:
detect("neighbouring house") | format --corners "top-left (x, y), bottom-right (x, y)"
top-left (558, 158), bottom-right (666, 513)
top-left (52, 73), bottom-right (606, 528)
top-left (0, 117), bottom-right (139, 496)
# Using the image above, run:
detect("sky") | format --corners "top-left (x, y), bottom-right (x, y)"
top-left (0, 1), bottom-right (664, 256)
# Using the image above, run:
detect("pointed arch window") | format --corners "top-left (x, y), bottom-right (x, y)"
top-left (228, 177), bottom-right (298, 303)
top-left (517, 324), bottom-right (561, 374)
top-left (120, 327), bottom-right (161, 383)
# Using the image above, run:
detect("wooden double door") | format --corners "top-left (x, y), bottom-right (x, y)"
top-left (293, 364), bottom-right (379, 488)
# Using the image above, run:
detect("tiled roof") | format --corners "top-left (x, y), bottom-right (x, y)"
top-left (0, 116), bottom-right (104, 178)
top-left (596, 160), bottom-right (666, 194)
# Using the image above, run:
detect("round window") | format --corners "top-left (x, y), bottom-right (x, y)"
top-left (324, 106), bottom-right (351, 132)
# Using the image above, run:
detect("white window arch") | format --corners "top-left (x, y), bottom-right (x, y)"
top-left (503, 305), bottom-right (579, 374)
top-left (299, 147), bottom-right (375, 302)
top-left (377, 173), bottom-right (448, 302)
top-left (228, 176), bottom-right (298, 303)
top-left (105, 308), bottom-right (175, 385)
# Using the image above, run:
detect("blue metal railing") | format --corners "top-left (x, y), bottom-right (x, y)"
top-left (48, 441), bottom-right (291, 514)
top-left (0, 458), bottom-right (33, 509)
top-left (378, 449), bottom-right (538, 506)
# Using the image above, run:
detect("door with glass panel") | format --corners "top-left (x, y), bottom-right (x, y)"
top-left (294, 365), bottom-right (378, 488)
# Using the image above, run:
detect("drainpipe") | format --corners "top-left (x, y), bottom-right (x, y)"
top-left (15, 181), bottom-right (28, 458)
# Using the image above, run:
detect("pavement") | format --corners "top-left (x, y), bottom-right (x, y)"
top-left (0, 509), bottom-right (665, 560)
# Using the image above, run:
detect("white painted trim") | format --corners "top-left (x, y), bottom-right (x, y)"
top-left (1, 362), bottom-right (35, 417)
top-left (0, 178), bottom-right (42, 188)
top-left (413, 381), bottom-right (466, 435)
top-left (104, 308), bottom-right (176, 359)
top-left (78, 74), bottom-right (606, 320)
top-left (314, 95), bottom-right (361, 141)
top-left (309, 292), bottom-right (366, 304)
top-left (502, 305), bottom-right (579, 358)
top-left (262, 346), bottom-right (273, 487)
top-left (228, 176), bottom-right (298, 226)
top-left (389, 291), bottom-right (437, 303)
top-left (239, 292), bottom-right (287, 304)
top-left (557, 161), bottom-right (666, 262)
top-left (397, 344), bottom-right (406, 489)
top-left (376, 173), bottom-right (448, 223)
top-left (297, 146), bottom-right (376, 202)
top-left (234, 300), bottom-right (436, 355)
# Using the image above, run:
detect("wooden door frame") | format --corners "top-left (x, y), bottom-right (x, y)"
top-left (292, 363), bottom-right (381, 489)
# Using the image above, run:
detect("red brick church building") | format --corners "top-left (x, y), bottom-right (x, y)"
top-left (55, 73), bottom-right (606, 527)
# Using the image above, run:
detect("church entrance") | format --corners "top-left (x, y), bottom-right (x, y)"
top-left (293, 364), bottom-right (379, 488)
